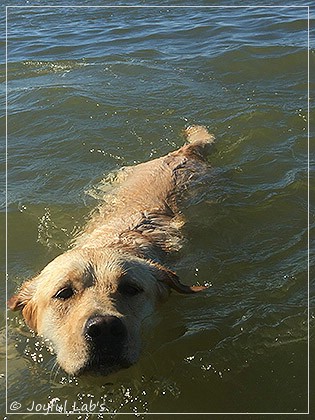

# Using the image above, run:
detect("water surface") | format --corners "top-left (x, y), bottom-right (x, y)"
top-left (1, 3), bottom-right (312, 417)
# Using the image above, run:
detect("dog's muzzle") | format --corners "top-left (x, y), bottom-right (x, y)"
top-left (82, 314), bottom-right (131, 374)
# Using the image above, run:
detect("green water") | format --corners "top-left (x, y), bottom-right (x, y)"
top-left (1, 3), bottom-right (313, 418)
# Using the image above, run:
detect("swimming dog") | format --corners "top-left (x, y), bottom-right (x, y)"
top-left (8, 125), bottom-right (214, 375)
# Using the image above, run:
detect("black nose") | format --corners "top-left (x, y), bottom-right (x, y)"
top-left (82, 315), bottom-right (131, 374)
top-left (84, 315), bottom-right (127, 343)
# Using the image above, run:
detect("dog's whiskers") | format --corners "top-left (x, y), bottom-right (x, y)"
top-left (48, 359), bottom-right (62, 383)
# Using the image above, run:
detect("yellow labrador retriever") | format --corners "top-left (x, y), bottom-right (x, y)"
top-left (8, 125), bottom-right (214, 376)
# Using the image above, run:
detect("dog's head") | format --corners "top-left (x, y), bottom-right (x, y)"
top-left (8, 248), bottom-right (206, 376)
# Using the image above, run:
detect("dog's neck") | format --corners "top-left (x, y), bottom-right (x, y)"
top-left (73, 207), bottom-right (183, 262)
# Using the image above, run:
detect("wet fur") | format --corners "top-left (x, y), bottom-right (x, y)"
top-left (8, 125), bottom-right (214, 375)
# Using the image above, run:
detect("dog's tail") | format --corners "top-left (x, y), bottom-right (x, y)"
top-left (185, 125), bottom-right (215, 145)
top-left (183, 125), bottom-right (215, 158)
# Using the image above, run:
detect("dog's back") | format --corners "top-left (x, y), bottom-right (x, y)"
top-left (75, 125), bottom-right (215, 260)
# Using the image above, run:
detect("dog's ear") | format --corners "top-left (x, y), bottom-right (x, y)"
top-left (8, 278), bottom-right (38, 311)
top-left (151, 262), bottom-right (208, 294)
top-left (8, 278), bottom-right (39, 332)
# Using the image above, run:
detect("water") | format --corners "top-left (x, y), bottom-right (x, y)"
top-left (1, 3), bottom-right (313, 417)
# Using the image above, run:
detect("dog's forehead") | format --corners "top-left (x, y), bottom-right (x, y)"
top-left (39, 249), bottom-right (121, 282)
top-left (40, 251), bottom-right (87, 280)
top-left (88, 252), bottom-right (159, 292)
top-left (35, 248), bottom-right (159, 295)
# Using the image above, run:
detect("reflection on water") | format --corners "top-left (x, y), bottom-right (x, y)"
top-left (2, 4), bottom-right (311, 417)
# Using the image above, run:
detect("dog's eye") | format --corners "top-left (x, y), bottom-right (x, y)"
top-left (53, 286), bottom-right (75, 300)
top-left (118, 282), bottom-right (143, 296)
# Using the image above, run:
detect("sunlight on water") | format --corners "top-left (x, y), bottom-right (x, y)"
top-left (2, 3), bottom-right (311, 417)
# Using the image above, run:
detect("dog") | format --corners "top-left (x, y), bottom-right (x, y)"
top-left (8, 125), bottom-right (214, 376)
